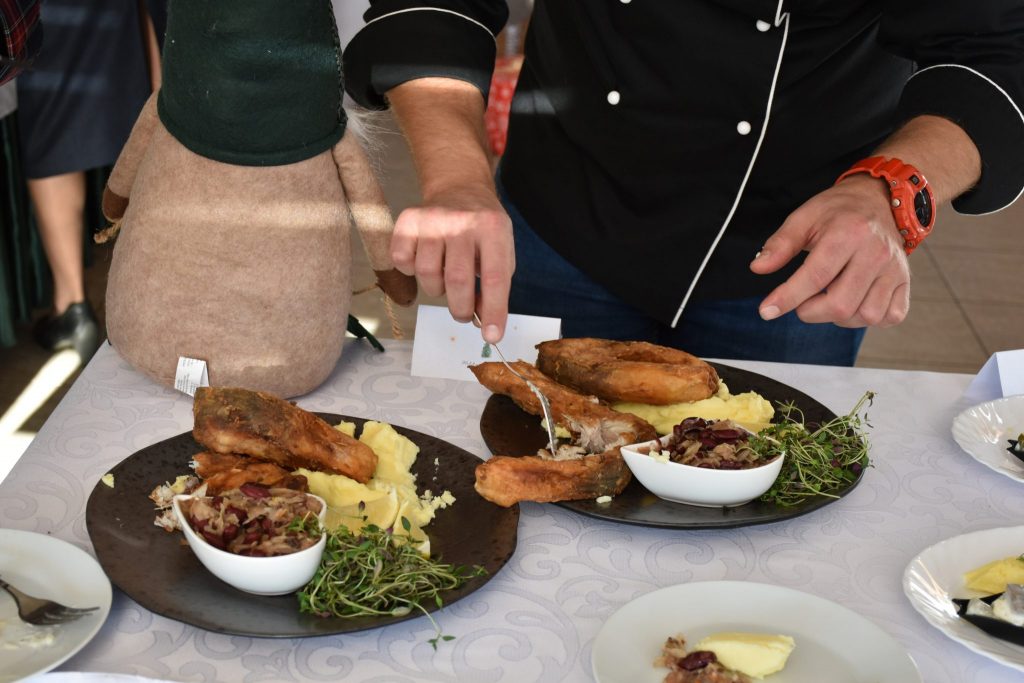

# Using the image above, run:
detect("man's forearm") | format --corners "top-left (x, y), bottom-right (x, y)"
top-left (386, 77), bottom-right (497, 203)
top-left (873, 114), bottom-right (981, 204)
top-left (383, 77), bottom-right (515, 343)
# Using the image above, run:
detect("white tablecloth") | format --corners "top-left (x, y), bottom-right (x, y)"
top-left (2, 340), bottom-right (1021, 683)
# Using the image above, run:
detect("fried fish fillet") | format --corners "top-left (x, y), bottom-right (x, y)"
top-left (470, 361), bottom-right (657, 507)
top-left (192, 387), bottom-right (377, 483)
top-left (191, 451), bottom-right (309, 494)
top-left (536, 338), bottom-right (719, 405)
top-left (471, 361), bottom-right (654, 450)
top-left (474, 450), bottom-right (634, 508)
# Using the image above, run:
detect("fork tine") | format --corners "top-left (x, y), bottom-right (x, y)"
top-left (38, 614), bottom-right (83, 625)
top-left (472, 313), bottom-right (560, 452)
top-left (1, 578), bottom-right (99, 626)
top-left (37, 607), bottom-right (98, 624)
top-left (44, 608), bottom-right (98, 619)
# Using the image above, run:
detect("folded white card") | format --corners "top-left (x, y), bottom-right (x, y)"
top-left (963, 349), bottom-right (1024, 403)
top-left (410, 305), bottom-right (562, 382)
top-left (174, 356), bottom-right (209, 397)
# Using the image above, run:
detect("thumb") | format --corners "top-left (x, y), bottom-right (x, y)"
top-left (749, 209), bottom-right (814, 275)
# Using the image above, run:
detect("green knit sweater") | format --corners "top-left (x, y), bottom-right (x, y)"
top-left (158, 0), bottom-right (345, 166)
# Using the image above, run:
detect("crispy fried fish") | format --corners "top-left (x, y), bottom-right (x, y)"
top-left (192, 387), bottom-right (377, 483)
top-left (536, 338), bottom-right (719, 405)
top-left (470, 361), bottom-right (657, 507)
top-left (191, 451), bottom-right (309, 494)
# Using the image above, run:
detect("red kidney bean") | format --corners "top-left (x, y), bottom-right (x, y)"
top-left (240, 483), bottom-right (271, 499)
top-left (226, 505), bottom-right (247, 523)
top-left (202, 530), bottom-right (225, 549)
top-left (679, 651), bottom-right (716, 671)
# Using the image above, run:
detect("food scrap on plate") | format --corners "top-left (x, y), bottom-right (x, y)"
top-left (1008, 433), bottom-right (1024, 463)
top-left (954, 553), bottom-right (1024, 646)
top-left (654, 631), bottom-right (795, 682)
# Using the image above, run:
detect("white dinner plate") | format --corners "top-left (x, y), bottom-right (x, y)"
top-left (903, 525), bottom-right (1024, 673)
top-left (951, 396), bottom-right (1024, 482)
top-left (0, 529), bottom-right (112, 683)
top-left (592, 581), bottom-right (920, 683)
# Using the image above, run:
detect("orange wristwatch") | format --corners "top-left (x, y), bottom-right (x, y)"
top-left (836, 156), bottom-right (936, 255)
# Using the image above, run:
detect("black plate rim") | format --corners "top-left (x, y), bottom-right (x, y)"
top-left (479, 362), bottom-right (865, 530)
top-left (86, 413), bottom-right (519, 638)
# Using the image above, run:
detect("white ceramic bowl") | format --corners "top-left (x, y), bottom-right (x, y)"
top-left (172, 492), bottom-right (327, 596)
top-left (620, 434), bottom-right (784, 507)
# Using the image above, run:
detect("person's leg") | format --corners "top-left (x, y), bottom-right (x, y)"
top-left (500, 182), bottom-right (661, 341)
top-left (27, 170), bottom-right (99, 358)
top-left (664, 296), bottom-right (866, 366)
top-left (28, 171), bottom-right (87, 314)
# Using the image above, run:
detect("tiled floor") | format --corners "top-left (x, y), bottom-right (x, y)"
top-left (3, 110), bottom-right (1024, 441)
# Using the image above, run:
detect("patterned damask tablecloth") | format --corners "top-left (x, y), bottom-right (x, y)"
top-left (1, 340), bottom-right (1022, 683)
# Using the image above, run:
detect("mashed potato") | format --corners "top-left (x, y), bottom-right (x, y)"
top-left (295, 420), bottom-right (454, 554)
top-left (613, 382), bottom-right (774, 435)
top-left (694, 633), bottom-right (795, 679)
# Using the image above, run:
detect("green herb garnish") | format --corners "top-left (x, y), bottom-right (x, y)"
top-left (286, 512), bottom-right (323, 538)
top-left (753, 391), bottom-right (874, 507)
top-left (297, 521), bottom-right (486, 648)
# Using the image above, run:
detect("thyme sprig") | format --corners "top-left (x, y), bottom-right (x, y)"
top-left (297, 521), bottom-right (486, 648)
top-left (753, 391), bottom-right (874, 507)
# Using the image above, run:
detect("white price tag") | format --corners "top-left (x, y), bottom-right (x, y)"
top-left (174, 356), bottom-right (209, 397)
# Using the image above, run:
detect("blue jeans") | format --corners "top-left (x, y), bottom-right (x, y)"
top-left (501, 186), bottom-right (866, 367)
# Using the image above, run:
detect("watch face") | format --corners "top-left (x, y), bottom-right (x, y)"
top-left (913, 189), bottom-right (933, 228)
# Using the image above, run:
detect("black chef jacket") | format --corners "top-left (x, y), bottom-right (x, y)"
top-left (344, 1), bottom-right (1024, 327)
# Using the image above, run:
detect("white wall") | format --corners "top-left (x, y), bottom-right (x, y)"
top-left (334, 0), bottom-right (371, 49)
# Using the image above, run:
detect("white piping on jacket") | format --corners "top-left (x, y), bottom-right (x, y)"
top-left (359, 7), bottom-right (497, 42)
top-left (910, 64), bottom-right (1024, 216)
top-left (671, 11), bottom-right (791, 328)
top-left (774, 0), bottom-right (786, 26)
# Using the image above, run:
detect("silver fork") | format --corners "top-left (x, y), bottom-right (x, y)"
top-left (0, 577), bottom-right (99, 625)
top-left (474, 313), bottom-right (559, 454)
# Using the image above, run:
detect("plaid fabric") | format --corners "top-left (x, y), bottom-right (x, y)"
top-left (0, 0), bottom-right (42, 85)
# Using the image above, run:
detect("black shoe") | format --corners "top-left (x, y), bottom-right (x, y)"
top-left (32, 301), bottom-right (101, 360)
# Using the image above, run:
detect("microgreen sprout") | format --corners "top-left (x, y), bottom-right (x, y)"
top-left (753, 391), bottom-right (874, 507)
top-left (297, 521), bottom-right (487, 648)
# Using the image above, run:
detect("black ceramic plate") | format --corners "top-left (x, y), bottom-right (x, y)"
top-left (86, 414), bottom-right (519, 638)
top-left (479, 363), bottom-right (864, 529)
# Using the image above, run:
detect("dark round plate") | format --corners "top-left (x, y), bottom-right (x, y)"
top-left (479, 363), bottom-right (864, 529)
top-left (86, 414), bottom-right (519, 638)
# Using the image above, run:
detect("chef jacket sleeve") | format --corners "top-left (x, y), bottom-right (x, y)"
top-left (342, 1), bottom-right (508, 110)
top-left (878, 2), bottom-right (1024, 214)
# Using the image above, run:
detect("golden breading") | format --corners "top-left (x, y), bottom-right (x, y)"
top-left (470, 361), bottom-right (656, 507)
top-left (192, 387), bottom-right (377, 483)
top-left (536, 338), bottom-right (719, 405)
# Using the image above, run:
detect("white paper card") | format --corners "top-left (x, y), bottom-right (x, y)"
top-left (410, 305), bottom-right (562, 382)
top-left (174, 356), bottom-right (209, 397)
top-left (963, 349), bottom-right (1024, 403)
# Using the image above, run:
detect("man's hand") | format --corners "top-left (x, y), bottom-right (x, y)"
top-left (750, 114), bottom-right (982, 329)
top-left (750, 174), bottom-right (910, 328)
top-left (387, 77), bottom-right (513, 343)
top-left (391, 186), bottom-right (514, 342)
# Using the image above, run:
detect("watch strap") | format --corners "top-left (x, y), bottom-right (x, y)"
top-left (836, 156), bottom-right (935, 255)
